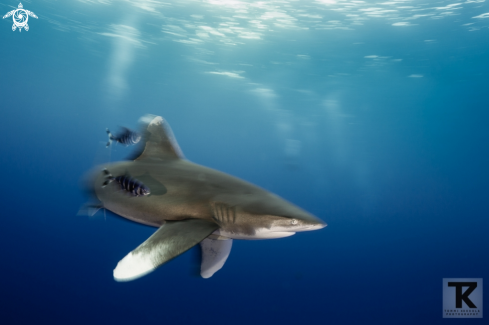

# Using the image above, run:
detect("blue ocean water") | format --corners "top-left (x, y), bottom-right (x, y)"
top-left (1, 0), bottom-right (488, 324)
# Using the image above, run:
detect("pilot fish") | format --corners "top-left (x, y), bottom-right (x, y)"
top-left (101, 169), bottom-right (150, 197)
top-left (106, 127), bottom-right (141, 147)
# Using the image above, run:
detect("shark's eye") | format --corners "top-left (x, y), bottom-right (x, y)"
top-left (291, 219), bottom-right (298, 225)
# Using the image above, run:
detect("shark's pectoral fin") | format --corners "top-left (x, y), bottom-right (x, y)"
top-left (200, 238), bottom-right (233, 279)
top-left (130, 115), bottom-right (184, 161)
top-left (113, 219), bottom-right (219, 282)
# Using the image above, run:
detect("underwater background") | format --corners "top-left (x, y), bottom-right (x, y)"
top-left (1, 0), bottom-right (488, 324)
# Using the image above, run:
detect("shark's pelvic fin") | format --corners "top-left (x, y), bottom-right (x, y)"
top-left (113, 219), bottom-right (219, 282)
top-left (200, 238), bottom-right (233, 279)
top-left (132, 115), bottom-right (184, 161)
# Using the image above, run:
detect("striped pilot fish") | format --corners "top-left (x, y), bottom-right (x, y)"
top-left (101, 169), bottom-right (150, 197)
top-left (106, 127), bottom-right (141, 147)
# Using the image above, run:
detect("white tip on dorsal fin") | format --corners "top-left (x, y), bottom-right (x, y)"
top-left (132, 115), bottom-right (184, 161)
top-left (200, 238), bottom-right (233, 279)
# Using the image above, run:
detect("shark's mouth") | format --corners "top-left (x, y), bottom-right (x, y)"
top-left (213, 229), bottom-right (296, 240)
top-left (297, 224), bottom-right (327, 231)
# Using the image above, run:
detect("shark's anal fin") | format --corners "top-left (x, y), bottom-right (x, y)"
top-left (131, 115), bottom-right (184, 161)
top-left (113, 219), bottom-right (219, 282)
top-left (200, 238), bottom-right (233, 279)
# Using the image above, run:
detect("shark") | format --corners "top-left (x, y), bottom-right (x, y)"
top-left (85, 115), bottom-right (326, 281)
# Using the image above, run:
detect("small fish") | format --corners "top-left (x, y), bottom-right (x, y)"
top-left (102, 169), bottom-right (150, 197)
top-left (106, 127), bottom-right (141, 147)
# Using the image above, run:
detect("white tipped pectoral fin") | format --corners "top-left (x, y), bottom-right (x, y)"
top-left (113, 251), bottom-right (155, 282)
top-left (200, 238), bottom-right (233, 279)
top-left (113, 219), bottom-right (219, 282)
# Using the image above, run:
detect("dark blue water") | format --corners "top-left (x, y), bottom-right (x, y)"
top-left (1, 1), bottom-right (488, 324)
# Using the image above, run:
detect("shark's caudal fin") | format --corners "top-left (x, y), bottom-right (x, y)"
top-left (200, 238), bottom-right (233, 279)
top-left (130, 115), bottom-right (184, 161)
top-left (113, 219), bottom-right (219, 282)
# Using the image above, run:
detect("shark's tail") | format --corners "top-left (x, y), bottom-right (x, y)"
top-left (102, 169), bottom-right (115, 187)
top-left (106, 128), bottom-right (113, 147)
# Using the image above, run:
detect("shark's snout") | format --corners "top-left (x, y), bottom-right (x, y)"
top-left (301, 222), bottom-right (327, 231)
top-left (292, 219), bottom-right (327, 232)
top-left (287, 208), bottom-right (327, 232)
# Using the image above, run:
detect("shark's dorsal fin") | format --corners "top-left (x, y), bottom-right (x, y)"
top-left (132, 115), bottom-right (184, 161)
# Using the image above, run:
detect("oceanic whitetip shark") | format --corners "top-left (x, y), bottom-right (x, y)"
top-left (85, 115), bottom-right (326, 281)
